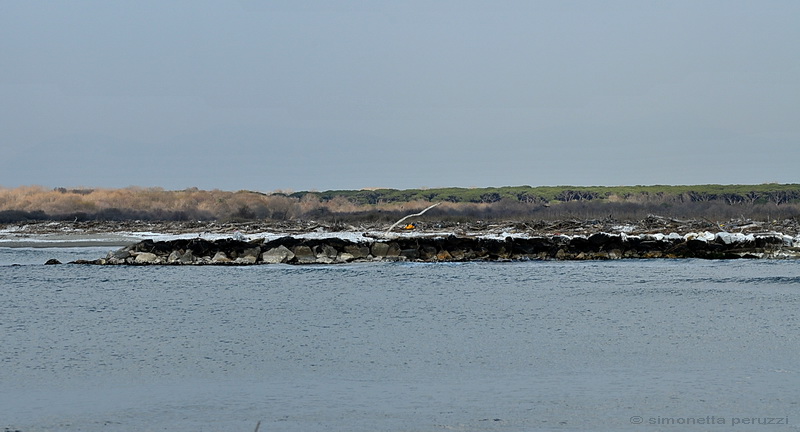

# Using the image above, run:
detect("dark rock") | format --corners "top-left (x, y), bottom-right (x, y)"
top-left (512, 237), bottom-right (555, 255)
top-left (754, 235), bottom-right (784, 248)
top-left (70, 259), bottom-right (101, 264)
top-left (587, 233), bottom-right (623, 251)
top-left (485, 239), bottom-right (511, 259)
top-left (315, 244), bottom-right (339, 260)
top-left (78, 231), bottom-right (800, 265)
top-left (418, 245), bottom-right (438, 260)
top-left (371, 242), bottom-right (390, 257)
top-left (636, 240), bottom-right (663, 251)
top-left (386, 242), bottom-right (402, 256)
top-left (263, 236), bottom-right (302, 250)
top-left (399, 248), bottom-right (419, 260)
top-left (448, 248), bottom-right (466, 260)
top-left (44, 258), bottom-right (61, 265)
top-left (108, 249), bottom-right (131, 260)
top-left (186, 238), bottom-right (215, 257)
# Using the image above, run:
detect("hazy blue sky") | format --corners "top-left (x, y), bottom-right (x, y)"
top-left (1, 1), bottom-right (798, 192)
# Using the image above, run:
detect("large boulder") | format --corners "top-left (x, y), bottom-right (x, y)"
top-left (262, 245), bottom-right (295, 264)
top-left (448, 248), bottom-right (466, 260)
top-left (238, 247), bottom-right (262, 264)
top-left (344, 244), bottom-right (370, 259)
top-left (179, 250), bottom-right (195, 264)
top-left (108, 249), bottom-right (131, 260)
top-left (436, 250), bottom-right (453, 261)
top-left (419, 245), bottom-right (438, 260)
top-left (211, 251), bottom-right (231, 263)
top-left (186, 238), bottom-right (215, 257)
top-left (134, 252), bottom-right (158, 264)
top-left (386, 242), bottom-right (402, 256)
top-left (293, 245), bottom-right (316, 264)
top-left (399, 248), bottom-right (419, 260)
top-left (315, 244), bottom-right (339, 263)
top-left (167, 250), bottom-right (182, 263)
top-left (715, 232), bottom-right (754, 246)
top-left (105, 248), bottom-right (131, 264)
top-left (371, 242), bottom-right (390, 257)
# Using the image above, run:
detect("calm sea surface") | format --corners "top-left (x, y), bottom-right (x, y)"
top-left (2, 247), bottom-right (799, 431)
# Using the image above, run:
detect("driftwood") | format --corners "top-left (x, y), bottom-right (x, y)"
top-left (383, 203), bottom-right (440, 237)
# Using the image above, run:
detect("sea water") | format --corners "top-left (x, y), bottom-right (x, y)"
top-left (2, 247), bottom-right (799, 431)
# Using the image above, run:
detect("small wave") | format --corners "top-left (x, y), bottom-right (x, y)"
top-left (680, 276), bottom-right (800, 285)
top-left (740, 276), bottom-right (800, 285)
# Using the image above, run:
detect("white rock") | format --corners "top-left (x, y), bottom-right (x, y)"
top-left (134, 252), bottom-right (158, 263)
top-left (699, 231), bottom-right (716, 242)
top-left (715, 232), bottom-right (733, 244)
top-left (715, 232), bottom-right (753, 245)
top-left (667, 232), bottom-right (683, 241)
top-left (336, 252), bottom-right (355, 263)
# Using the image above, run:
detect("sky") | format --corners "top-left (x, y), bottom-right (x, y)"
top-left (1, 1), bottom-right (798, 192)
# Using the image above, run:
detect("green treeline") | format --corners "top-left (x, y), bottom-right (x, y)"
top-left (287, 184), bottom-right (800, 206)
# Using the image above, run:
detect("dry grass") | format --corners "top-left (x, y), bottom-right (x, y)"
top-left (1, 185), bottom-right (799, 224)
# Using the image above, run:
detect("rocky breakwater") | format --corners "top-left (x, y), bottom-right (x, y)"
top-left (68, 231), bottom-right (800, 266)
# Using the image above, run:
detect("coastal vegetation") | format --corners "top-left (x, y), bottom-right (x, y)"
top-left (1, 184), bottom-right (799, 224)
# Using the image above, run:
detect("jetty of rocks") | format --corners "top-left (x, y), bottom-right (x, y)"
top-left (70, 231), bottom-right (800, 265)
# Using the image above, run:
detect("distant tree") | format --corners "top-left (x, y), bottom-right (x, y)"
top-left (555, 190), bottom-right (599, 202)
top-left (720, 193), bottom-right (745, 205)
top-left (479, 192), bottom-right (502, 203)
